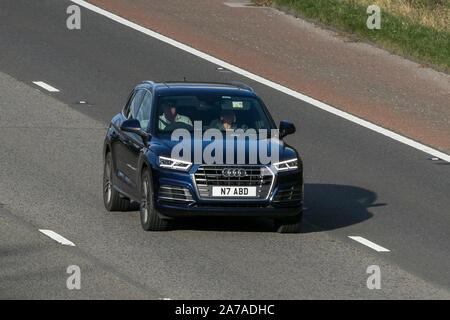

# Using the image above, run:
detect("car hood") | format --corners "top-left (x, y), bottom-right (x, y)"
top-left (151, 136), bottom-right (297, 165)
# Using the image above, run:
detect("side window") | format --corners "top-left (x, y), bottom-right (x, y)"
top-left (136, 91), bottom-right (153, 130)
top-left (128, 89), bottom-right (146, 119)
top-left (122, 90), bottom-right (135, 119)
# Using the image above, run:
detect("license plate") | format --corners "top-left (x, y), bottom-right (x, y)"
top-left (211, 186), bottom-right (257, 197)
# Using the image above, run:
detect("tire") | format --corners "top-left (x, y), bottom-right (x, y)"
top-left (274, 212), bottom-right (302, 234)
top-left (140, 168), bottom-right (169, 231)
top-left (103, 152), bottom-right (130, 211)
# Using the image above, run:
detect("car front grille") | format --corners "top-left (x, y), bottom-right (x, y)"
top-left (158, 185), bottom-right (194, 203)
top-left (194, 165), bottom-right (274, 200)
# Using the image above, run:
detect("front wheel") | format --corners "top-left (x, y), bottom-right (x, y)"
top-left (140, 169), bottom-right (169, 231)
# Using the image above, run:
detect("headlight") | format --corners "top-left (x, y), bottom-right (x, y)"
top-left (158, 156), bottom-right (192, 172)
top-left (273, 158), bottom-right (298, 171)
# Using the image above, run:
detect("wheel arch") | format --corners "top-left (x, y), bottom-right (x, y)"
top-left (138, 154), bottom-right (157, 193)
top-left (104, 143), bottom-right (111, 158)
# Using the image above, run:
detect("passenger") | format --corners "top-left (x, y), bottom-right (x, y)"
top-left (158, 101), bottom-right (192, 130)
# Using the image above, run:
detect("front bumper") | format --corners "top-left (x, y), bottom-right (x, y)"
top-left (153, 165), bottom-right (303, 219)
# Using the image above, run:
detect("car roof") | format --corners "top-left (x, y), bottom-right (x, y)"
top-left (138, 81), bottom-right (256, 96)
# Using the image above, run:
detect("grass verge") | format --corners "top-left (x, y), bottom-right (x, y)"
top-left (255, 0), bottom-right (450, 71)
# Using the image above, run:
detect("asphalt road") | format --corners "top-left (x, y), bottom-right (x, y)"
top-left (0, 0), bottom-right (449, 299)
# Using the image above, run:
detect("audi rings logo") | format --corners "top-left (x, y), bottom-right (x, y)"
top-left (222, 168), bottom-right (247, 178)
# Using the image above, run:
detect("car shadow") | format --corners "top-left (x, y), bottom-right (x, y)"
top-left (169, 183), bottom-right (384, 233)
top-left (170, 214), bottom-right (275, 233)
top-left (301, 183), bottom-right (385, 233)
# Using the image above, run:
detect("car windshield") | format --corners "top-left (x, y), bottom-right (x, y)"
top-left (155, 94), bottom-right (273, 136)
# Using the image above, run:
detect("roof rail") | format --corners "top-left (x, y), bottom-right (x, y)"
top-left (229, 81), bottom-right (254, 92)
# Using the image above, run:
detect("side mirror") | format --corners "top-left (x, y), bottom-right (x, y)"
top-left (279, 121), bottom-right (296, 138)
top-left (120, 119), bottom-right (149, 142)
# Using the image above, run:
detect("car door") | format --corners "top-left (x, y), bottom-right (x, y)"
top-left (119, 89), bottom-right (153, 199)
top-left (110, 89), bottom-right (134, 193)
top-left (112, 88), bottom-right (146, 196)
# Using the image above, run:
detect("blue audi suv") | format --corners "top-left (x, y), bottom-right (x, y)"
top-left (103, 81), bottom-right (303, 233)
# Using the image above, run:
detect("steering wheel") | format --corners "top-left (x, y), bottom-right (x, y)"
top-left (163, 121), bottom-right (193, 132)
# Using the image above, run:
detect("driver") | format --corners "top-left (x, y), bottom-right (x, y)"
top-left (210, 110), bottom-right (240, 131)
top-left (158, 101), bottom-right (192, 130)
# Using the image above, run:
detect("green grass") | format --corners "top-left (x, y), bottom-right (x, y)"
top-left (266, 0), bottom-right (450, 70)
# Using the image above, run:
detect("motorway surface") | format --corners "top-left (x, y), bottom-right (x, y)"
top-left (0, 0), bottom-right (449, 299)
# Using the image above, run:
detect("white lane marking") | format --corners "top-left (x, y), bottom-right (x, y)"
top-left (349, 236), bottom-right (390, 252)
top-left (71, 0), bottom-right (450, 163)
top-left (32, 81), bottom-right (60, 92)
top-left (39, 229), bottom-right (76, 246)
